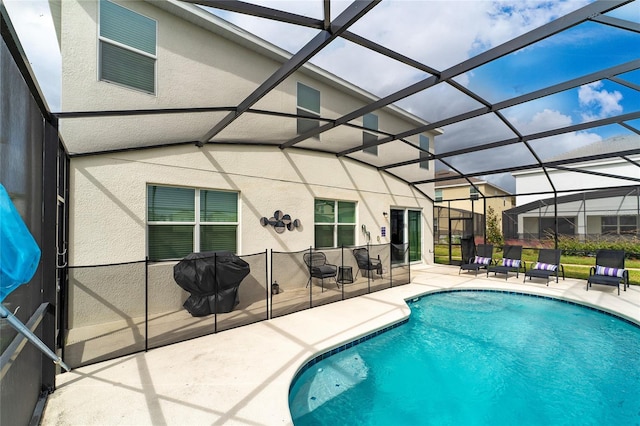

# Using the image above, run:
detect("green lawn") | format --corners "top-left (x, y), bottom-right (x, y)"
top-left (434, 244), bottom-right (639, 285)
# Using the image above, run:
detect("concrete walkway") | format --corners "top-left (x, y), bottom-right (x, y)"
top-left (42, 265), bottom-right (640, 425)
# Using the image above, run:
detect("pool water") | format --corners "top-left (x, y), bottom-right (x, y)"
top-left (289, 291), bottom-right (640, 425)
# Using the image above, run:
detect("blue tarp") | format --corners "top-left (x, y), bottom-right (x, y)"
top-left (0, 183), bottom-right (41, 302)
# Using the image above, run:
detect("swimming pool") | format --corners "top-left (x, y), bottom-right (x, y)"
top-left (289, 291), bottom-right (640, 425)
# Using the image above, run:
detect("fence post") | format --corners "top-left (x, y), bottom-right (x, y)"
top-left (308, 247), bottom-right (313, 308)
top-left (214, 252), bottom-right (218, 334)
top-left (268, 249), bottom-right (271, 320)
top-left (340, 246), bottom-right (345, 300)
top-left (145, 257), bottom-right (148, 352)
top-left (389, 242), bottom-right (393, 287)
top-left (366, 243), bottom-right (371, 294)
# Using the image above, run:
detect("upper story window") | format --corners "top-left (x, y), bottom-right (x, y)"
top-left (99, 0), bottom-right (157, 94)
top-left (419, 134), bottom-right (430, 170)
top-left (297, 82), bottom-right (320, 138)
top-left (435, 189), bottom-right (443, 202)
top-left (470, 186), bottom-right (479, 200)
top-left (363, 113), bottom-right (378, 155)
top-left (147, 185), bottom-right (238, 260)
top-left (314, 199), bottom-right (356, 248)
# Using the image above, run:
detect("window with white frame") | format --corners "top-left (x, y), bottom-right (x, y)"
top-left (435, 189), bottom-right (443, 202)
top-left (314, 199), bottom-right (356, 248)
top-left (99, 0), bottom-right (156, 94)
top-left (419, 134), bottom-right (430, 169)
top-left (297, 82), bottom-right (320, 138)
top-left (363, 113), bottom-right (378, 155)
top-left (147, 185), bottom-right (238, 260)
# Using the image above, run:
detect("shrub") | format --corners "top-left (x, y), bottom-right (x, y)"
top-left (485, 206), bottom-right (504, 249)
top-left (557, 234), bottom-right (640, 259)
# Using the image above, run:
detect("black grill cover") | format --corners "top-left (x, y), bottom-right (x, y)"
top-left (173, 251), bottom-right (250, 317)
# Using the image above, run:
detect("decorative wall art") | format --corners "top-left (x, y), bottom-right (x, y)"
top-left (260, 210), bottom-right (301, 233)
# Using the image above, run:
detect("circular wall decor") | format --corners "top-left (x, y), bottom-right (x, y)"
top-left (274, 221), bottom-right (286, 233)
top-left (260, 210), bottom-right (300, 232)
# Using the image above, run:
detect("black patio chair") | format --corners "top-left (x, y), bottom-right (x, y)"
top-left (460, 236), bottom-right (476, 266)
top-left (487, 245), bottom-right (525, 280)
top-left (352, 247), bottom-right (382, 280)
top-left (303, 251), bottom-right (338, 291)
top-left (523, 249), bottom-right (564, 286)
top-left (459, 244), bottom-right (493, 276)
top-left (587, 249), bottom-right (628, 295)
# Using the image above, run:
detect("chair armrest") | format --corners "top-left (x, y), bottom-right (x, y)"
top-left (589, 266), bottom-right (596, 276)
top-left (559, 264), bottom-right (565, 280)
top-left (521, 261), bottom-right (527, 273)
top-left (623, 269), bottom-right (629, 285)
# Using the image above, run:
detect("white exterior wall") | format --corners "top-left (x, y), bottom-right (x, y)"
top-left (515, 159), bottom-right (640, 206)
top-left (69, 145), bottom-right (433, 265)
top-left (59, 0), bottom-right (438, 162)
top-left (515, 194), bottom-right (639, 238)
top-left (68, 145), bottom-right (433, 328)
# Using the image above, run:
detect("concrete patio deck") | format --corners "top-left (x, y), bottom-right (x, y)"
top-left (42, 264), bottom-right (640, 425)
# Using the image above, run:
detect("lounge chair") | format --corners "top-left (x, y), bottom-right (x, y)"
top-left (523, 249), bottom-right (564, 286)
top-left (460, 244), bottom-right (493, 276)
top-left (459, 236), bottom-right (476, 266)
top-left (303, 251), bottom-right (338, 291)
top-left (487, 245), bottom-right (524, 280)
top-left (586, 249), bottom-right (628, 295)
top-left (352, 247), bottom-right (382, 279)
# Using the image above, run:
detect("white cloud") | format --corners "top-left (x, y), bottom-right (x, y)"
top-left (214, 1), bottom-right (590, 97)
top-left (511, 108), bottom-right (573, 134)
top-left (578, 81), bottom-right (623, 122)
top-left (4, 0), bottom-right (61, 110)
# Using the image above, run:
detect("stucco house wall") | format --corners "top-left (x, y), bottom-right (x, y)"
top-left (515, 158), bottom-right (640, 206)
top-left (58, 0), bottom-right (437, 329)
top-left (70, 144), bottom-right (433, 264)
top-left (435, 183), bottom-right (514, 227)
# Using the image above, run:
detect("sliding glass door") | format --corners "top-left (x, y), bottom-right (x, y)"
top-left (390, 209), bottom-right (422, 264)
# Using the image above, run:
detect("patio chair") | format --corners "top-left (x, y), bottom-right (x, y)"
top-left (586, 249), bottom-right (628, 295)
top-left (303, 251), bottom-right (338, 291)
top-left (460, 236), bottom-right (476, 266)
top-left (487, 245), bottom-right (524, 280)
top-left (523, 249), bottom-right (564, 286)
top-left (459, 244), bottom-right (493, 276)
top-left (352, 247), bottom-right (382, 280)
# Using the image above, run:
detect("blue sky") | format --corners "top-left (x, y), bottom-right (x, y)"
top-left (5, 0), bottom-right (640, 191)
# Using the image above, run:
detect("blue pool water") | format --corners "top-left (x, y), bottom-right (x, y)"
top-left (289, 291), bottom-right (640, 425)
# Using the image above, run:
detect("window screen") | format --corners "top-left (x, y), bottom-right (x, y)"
top-left (99, 0), bottom-right (156, 93)
top-left (297, 82), bottom-right (320, 138)
top-left (147, 185), bottom-right (238, 260)
top-left (419, 135), bottom-right (430, 170)
top-left (314, 199), bottom-right (356, 248)
top-left (363, 113), bottom-right (378, 155)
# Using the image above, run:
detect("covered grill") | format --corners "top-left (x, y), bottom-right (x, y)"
top-left (173, 251), bottom-right (250, 317)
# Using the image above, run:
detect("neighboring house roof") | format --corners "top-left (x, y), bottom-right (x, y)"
top-left (505, 185), bottom-right (640, 215)
top-left (513, 134), bottom-right (640, 178)
top-left (545, 134), bottom-right (640, 163)
top-left (435, 170), bottom-right (512, 195)
top-left (434, 171), bottom-right (484, 188)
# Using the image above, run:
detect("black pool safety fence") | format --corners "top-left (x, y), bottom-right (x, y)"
top-left (62, 244), bottom-right (411, 368)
